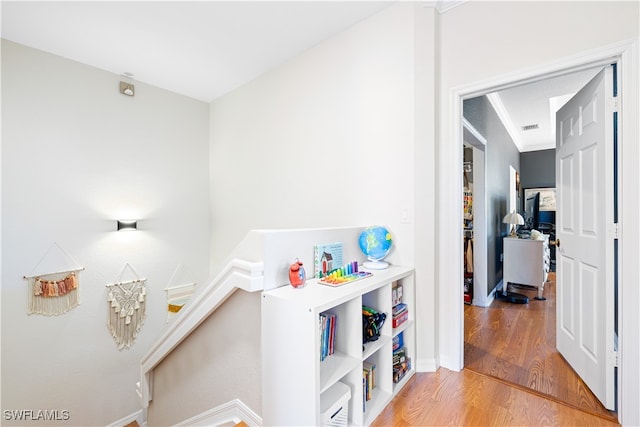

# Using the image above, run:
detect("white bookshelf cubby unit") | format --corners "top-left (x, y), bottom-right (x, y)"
top-left (261, 266), bottom-right (415, 426)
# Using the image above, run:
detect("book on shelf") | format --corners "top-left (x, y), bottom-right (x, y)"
top-left (392, 303), bottom-right (408, 328)
top-left (392, 331), bottom-right (404, 352)
top-left (362, 376), bottom-right (366, 413)
top-left (363, 361), bottom-right (376, 402)
top-left (393, 356), bottom-right (412, 383)
top-left (393, 346), bottom-right (407, 365)
top-left (392, 303), bottom-right (407, 317)
top-left (320, 315), bottom-right (325, 361)
top-left (314, 242), bottom-right (343, 279)
top-left (363, 371), bottom-right (369, 404)
top-left (320, 312), bottom-right (337, 361)
top-left (392, 281), bottom-right (403, 306)
top-left (331, 314), bottom-right (337, 354)
top-left (393, 346), bottom-right (411, 384)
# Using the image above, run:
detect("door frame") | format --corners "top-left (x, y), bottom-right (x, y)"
top-left (438, 39), bottom-right (639, 425)
top-left (463, 118), bottom-right (489, 307)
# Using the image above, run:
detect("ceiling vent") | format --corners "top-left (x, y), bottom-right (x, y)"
top-left (521, 124), bottom-right (539, 131)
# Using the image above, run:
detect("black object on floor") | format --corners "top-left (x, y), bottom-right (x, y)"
top-left (495, 289), bottom-right (529, 304)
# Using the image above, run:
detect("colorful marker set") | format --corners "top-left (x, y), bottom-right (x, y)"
top-left (318, 261), bottom-right (373, 287)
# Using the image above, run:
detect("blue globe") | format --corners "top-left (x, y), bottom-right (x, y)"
top-left (358, 226), bottom-right (393, 269)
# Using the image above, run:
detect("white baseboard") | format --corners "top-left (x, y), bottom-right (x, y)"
top-left (176, 399), bottom-right (262, 427)
top-left (485, 280), bottom-right (500, 307)
top-left (470, 280), bottom-right (500, 308)
top-left (416, 357), bottom-right (437, 372)
top-left (107, 409), bottom-right (145, 427)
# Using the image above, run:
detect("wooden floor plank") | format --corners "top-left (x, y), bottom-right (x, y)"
top-left (371, 369), bottom-right (620, 427)
top-left (464, 273), bottom-right (617, 421)
top-left (371, 272), bottom-right (619, 426)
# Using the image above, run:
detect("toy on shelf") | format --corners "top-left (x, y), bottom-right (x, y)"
top-left (318, 261), bottom-right (372, 287)
top-left (289, 259), bottom-right (307, 288)
top-left (358, 226), bottom-right (393, 270)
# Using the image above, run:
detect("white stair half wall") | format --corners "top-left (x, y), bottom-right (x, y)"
top-left (140, 226), bottom-right (367, 423)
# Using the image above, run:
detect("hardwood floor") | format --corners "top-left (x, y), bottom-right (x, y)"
top-left (371, 369), bottom-right (619, 427)
top-left (371, 272), bottom-right (619, 426)
top-left (464, 272), bottom-right (617, 421)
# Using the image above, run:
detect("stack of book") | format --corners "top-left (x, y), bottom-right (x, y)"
top-left (363, 360), bottom-right (376, 407)
top-left (393, 346), bottom-right (411, 384)
top-left (392, 303), bottom-right (408, 328)
top-left (392, 281), bottom-right (410, 382)
top-left (392, 282), bottom-right (408, 328)
top-left (392, 281), bottom-right (403, 306)
top-left (320, 312), bottom-right (337, 361)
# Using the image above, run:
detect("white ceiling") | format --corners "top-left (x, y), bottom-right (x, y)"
top-left (1, 1), bottom-right (394, 102)
top-left (2, 1), bottom-right (602, 152)
top-left (487, 67), bottom-right (602, 152)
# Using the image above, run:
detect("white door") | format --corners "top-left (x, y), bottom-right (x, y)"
top-left (555, 66), bottom-right (616, 410)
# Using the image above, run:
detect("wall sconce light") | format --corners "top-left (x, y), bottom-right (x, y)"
top-left (119, 82), bottom-right (135, 96)
top-left (117, 220), bottom-right (137, 231)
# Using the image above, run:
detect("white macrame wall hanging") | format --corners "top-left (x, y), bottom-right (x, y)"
top-left (106, 264), bottom-right (146, 350)
top-left (24, 242), bottom-right (84, 316)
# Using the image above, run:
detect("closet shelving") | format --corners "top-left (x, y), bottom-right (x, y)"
top-left (464, 152), bottom-right (474, 305)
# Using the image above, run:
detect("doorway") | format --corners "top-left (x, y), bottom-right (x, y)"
top-left (440, 41), bottom-right (638, 425)
top-left (460, 67), bottom-right (615, 415)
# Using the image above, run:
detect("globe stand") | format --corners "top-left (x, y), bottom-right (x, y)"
top-left (363, 260), bottom-right (389, 270)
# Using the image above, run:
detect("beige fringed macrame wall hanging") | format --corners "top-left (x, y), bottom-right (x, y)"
top-left (24, 243), bottom-right (84, 316)
top-left (26, 270), bottom-right (83, 315)
top-left (106, 264), bottom-right (146, 350)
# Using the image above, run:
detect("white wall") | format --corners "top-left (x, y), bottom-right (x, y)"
top-left (148, 289), bottom-right (261, 426)
top-left (209, 2), bottom-right (437, 369)
top-left (1, 40), bottom-right (211, 426)
top-left (436, 1), bottom-right (639, 424)
top-left (210, 3), bottom-right (412, 268)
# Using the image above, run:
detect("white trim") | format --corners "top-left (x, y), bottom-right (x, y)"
top-left (164, 282), bottom-right (196, 291)
top-left (484, 280), bottom-right (500, 309)
top-left (440, 39), bottom-right (639, 426)
top-left (139, 258), bottom-right (264, 407)
top-left (439, 76), bottom-right (465, 372)
top-left (470, 147), bottom-right (488, 307)
top-left (462, 124), bottom-right (488, 308)
top-left (617, 38), bottom-right (640, 427)
top-left (462, 117), bottom-right (487, 146)
top-left (106, 409), bottom-right (144, 427)
top-left (176, 399), bottom-right (262, 427)
top-left (486, 93), bottom-right (524, 152)
top-left (416, 357), bottom-right (438, 372)
top-left (429, 0), bottom-right (467, 14)
top-left (520, 141), bottom-right (557, 153)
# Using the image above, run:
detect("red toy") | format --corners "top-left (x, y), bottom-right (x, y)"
top-left (289, 259), bottom-right (306, 288)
